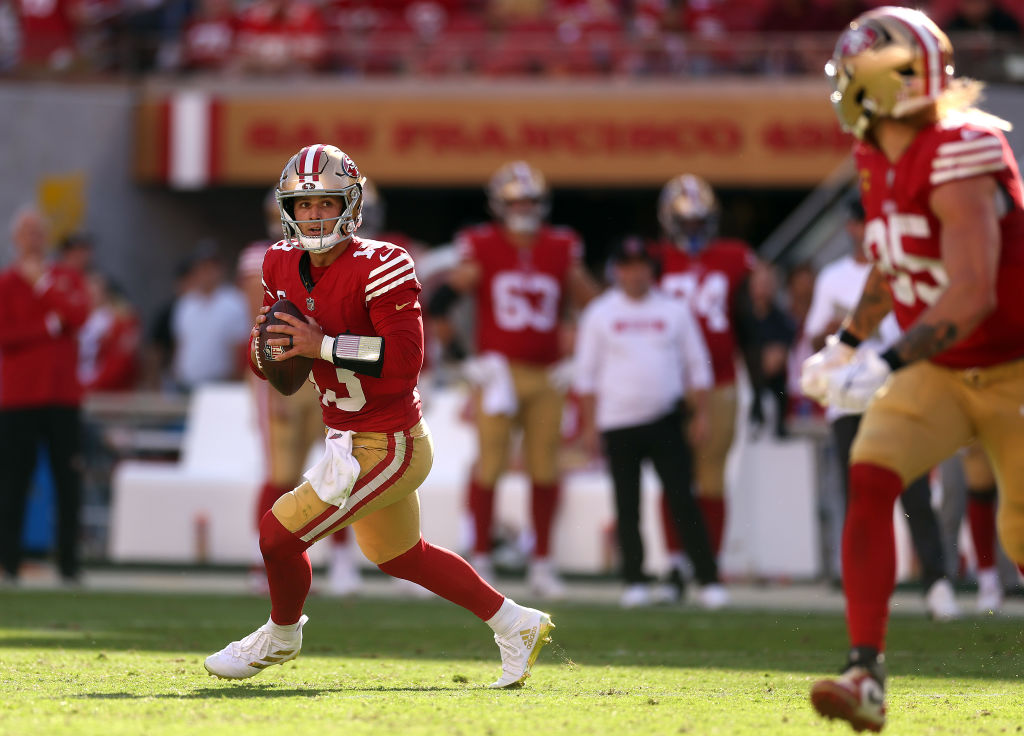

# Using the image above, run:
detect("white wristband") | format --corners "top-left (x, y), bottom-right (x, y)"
top-left (319, 335), bottom-right (336, 362)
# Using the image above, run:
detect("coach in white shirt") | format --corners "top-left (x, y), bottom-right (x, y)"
top-left (574, 237), bottom-right (728, 610)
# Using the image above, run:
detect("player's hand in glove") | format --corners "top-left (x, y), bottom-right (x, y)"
top-left (825, 349), bottom-right (893, 413)
top-left (800, 335), bottom-right (856, 405)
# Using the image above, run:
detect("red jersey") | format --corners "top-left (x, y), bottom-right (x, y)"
top-left (854, 117), bottom-right (1024, 369)
top-left (0, 263), bottom-right (90, 408)
top-left (656, 238), bottom-right (756, 385)
top-left (455, 223), bottom-right (582, 366)
top-left (257, 236), bottom-right (423, 433)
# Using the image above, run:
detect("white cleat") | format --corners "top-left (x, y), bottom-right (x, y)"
top-left (204, 615), bottom-right (309, 680)
top-left (528, 559), bottom-right (567, 601)
top-left (489, 606), bottom-right (555, 688)
top-left (925, 578), bottom-right (961, 621)
top-left (698, 583), bottom-right (730, 610)
top-left (976, 568), bottom-right (1004, 614)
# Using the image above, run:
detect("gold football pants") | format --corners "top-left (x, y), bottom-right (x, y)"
top-left (472, 362), bottom-right (564, 487)
top-left (852, 359), bottom-right (1024, 565)
top-left (271, 419), bottom-right (434, 564)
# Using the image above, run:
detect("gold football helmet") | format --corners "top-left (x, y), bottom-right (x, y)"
top-left (825, 6), bottom-right (954, 140)
top-left (658, 174), bottom-right (718, 251)
top-left (276, 144), bottom-right (365, 253)
top-left (487, 160), bottom-right (550, 234)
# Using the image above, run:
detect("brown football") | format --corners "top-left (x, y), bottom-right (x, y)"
top-left (255, 298), bottom-right (315, 396)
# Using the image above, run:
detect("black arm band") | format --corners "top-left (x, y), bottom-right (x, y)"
top-left (426, 283), bottom-right (461, 317)
top-left (879, 347), bottom-right (905, 372)
top-left (837, 328), bottom-right (862, 348)
top-left (324, 334), bottom-right (385, 378)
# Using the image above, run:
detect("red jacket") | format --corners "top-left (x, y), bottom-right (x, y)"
top-left (0, 263), bottom-right (91, 408)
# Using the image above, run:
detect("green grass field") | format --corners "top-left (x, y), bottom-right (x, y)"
top-left (1, 589), bottom-right (1022, 736)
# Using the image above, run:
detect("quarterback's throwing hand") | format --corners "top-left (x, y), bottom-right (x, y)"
top-left (800, 335), bottom-right (855, 405)
top-left (825, 349), bottom-right (892, 413)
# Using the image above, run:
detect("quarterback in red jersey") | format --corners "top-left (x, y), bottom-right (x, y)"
top-left (428, 161), bottom-right (599, 599)
top-left (652, 173), bottom-right (757, 591)
top-left (237, 190), bottom-right (361, 597)
top-left (801, 7), bottom-right (1024, 731)
top-left (205, 145), bottom-right (554, 688)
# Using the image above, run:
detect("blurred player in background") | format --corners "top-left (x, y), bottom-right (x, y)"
top-left (0, 205), bottom-right (91, 584)
top-left (956, 442), bottom-right (1005, 613)
top-left (237, 189), bottom-right (361, 597)
top-left (652, 173), bottom-right (758, 597)
top-left (801, 7), bottom-right (1024, 731)
top-left (206, 145), bottom-right (554, 688)
top-left (427, 160), bottom-right (599, 599)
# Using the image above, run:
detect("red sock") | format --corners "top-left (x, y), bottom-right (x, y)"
top-left (468, 479), bottom-right (494, 555)
top-left (966, 488), bottom-right (997, 570)
top-left (844, 463), bottom-right (904, 651)
top-left (259, 512), bottom-right (313, 625)
top-left (378, 538), bottom-right (505, 620)
top-left (255, 482), bottom-right (291, 530)
top-left (530, 482), bottom-right (561, 558)
top-left (660, 493), bottom-right (682, 552)
top-left (697, 497), bottom-right (726, 556)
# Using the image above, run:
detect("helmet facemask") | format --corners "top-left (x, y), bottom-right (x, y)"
top-left (658, 174), bottom-right (718, 253)
top-left (277, 184), bottom-right (363, 253)
top-left (488, 161), bottom-right (550, 235)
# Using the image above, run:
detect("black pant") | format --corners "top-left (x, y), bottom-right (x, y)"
top-left (602, 409), bottom-right (718, 585)
top-left (832, 414), bottom-right (946, 590)
top-left (0, 406), bottom-right (83, 579)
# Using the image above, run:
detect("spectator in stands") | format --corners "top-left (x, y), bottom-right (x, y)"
top-left (170, 239), bottom-right (250, 392)
top-left (235, 0), bottom-right (329, 74)
top-left (945, 0), bottom-right (1022, 35)
top-left (574, 236), bottom-right (727, 609)
top-left (78, 271), bottom-right (141, 392)
top-left (110, 0), bottom-right (193, 73)
top-left (14, 0), bottom-right (83, 71)
top-left (180, 0), bottom-right (237, 72)
top-left (802, 198), bottom-right (960, 621)
top-left (0, 205), bottom-right (91, 585)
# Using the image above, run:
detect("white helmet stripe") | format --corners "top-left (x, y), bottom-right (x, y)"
top-left (301, 144), bottom-right (322, 183)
